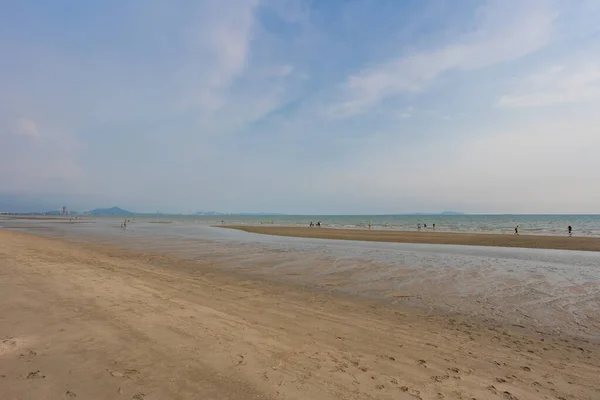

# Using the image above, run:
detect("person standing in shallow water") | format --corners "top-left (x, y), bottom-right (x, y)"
top-left (568, 225), bottom-right (572, 237)
top-left (514, 225), bottom-right (519, 235)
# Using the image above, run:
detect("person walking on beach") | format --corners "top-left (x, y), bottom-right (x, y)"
top-left (514, 225), bottom-right (519, 235)
top-left (568, 225), bottom-right (572, 237)
top-left (368, 221), bottom-right (372, 230)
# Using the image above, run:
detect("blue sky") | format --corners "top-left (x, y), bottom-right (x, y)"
top-left (2, 0), bottom-right (600, 214)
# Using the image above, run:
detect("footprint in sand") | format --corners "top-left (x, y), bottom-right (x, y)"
top-left (19, 349), bottom-right (37, 361)
top-left (132, 393), bottom-right (145, 400)
top-left (431, 375), bottom-right (450, 383)
top-left (400, 386), bottom-right (422, 399)
top-left (109, 369), bottom-right (140, 379)
top-left (0, 338), bottom-right (20, 356)
top-left (26, 370), bottom-right (45, 380)
top-left (502, 391), bottom-right (519, 400)
top-left (235, 354), bottom-right (247, 366)
top-left (64, 390), bottom-right (77, 398)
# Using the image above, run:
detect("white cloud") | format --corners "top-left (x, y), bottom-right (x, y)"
top-left (173, 0), bottom-right (262, 114)
top-left (499, 62), bottom-right (600, 108)
top-left (394, 106), bottom-right (414, 119)
top-left (328, 0), bottom-right (557, 117)
top-left (277, 64), bottom-right (294, 77)
top-left (3, 0), bottom-right (600, 213)
top-left (14, 118), bottom-right (39, 138)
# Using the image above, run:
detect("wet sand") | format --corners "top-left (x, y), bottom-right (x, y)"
top-left (1, 216), bottom-right (76, 220)
top-left (1, 230), bottom-right (600, 399)
top-left (223, 226), bottom-right (600, 252)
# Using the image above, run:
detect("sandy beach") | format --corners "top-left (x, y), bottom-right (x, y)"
top-left (2, 216), bottom-right (78, 221)
top-left (1, 229), bottom-right (599, 399)
top-left (223, 226), bottom-right (600, 252)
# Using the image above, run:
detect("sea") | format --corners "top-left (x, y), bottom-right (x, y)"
top-left (111, 214), bottom-right (599, 236)
top-left (3, 214), bottom-right (599, 236)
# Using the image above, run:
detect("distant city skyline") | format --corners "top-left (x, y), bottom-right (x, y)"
top-left (2, 1), bottom-right (600, 214)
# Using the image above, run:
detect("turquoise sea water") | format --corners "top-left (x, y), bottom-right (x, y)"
top-left (133, 214), bottom-right (600, 237)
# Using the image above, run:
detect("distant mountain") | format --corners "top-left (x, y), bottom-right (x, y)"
top-left (88, 207), bottom-right (135, 216)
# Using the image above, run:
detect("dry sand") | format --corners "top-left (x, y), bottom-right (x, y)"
top-left (223, 226), bottom-right (600, 252)
top-left (1, 230), bottom-right (599, 400)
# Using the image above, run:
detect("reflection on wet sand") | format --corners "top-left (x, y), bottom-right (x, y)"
top-left (4, 217), bottom-right (598, 339)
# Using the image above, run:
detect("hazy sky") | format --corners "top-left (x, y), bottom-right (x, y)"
top-left (2, 0), bottom-right (600, 214)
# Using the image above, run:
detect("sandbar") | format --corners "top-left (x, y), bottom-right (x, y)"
top-left (223, 225), bottom-right (600, 251)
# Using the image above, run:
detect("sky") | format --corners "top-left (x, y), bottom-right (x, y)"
top-left (2, 0), bottom-right (600, 214)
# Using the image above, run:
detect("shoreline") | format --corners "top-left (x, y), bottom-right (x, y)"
top-left (1, 230), bottom-right (599, 399)
top-left (222, 225), bottom-right (600, 251)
